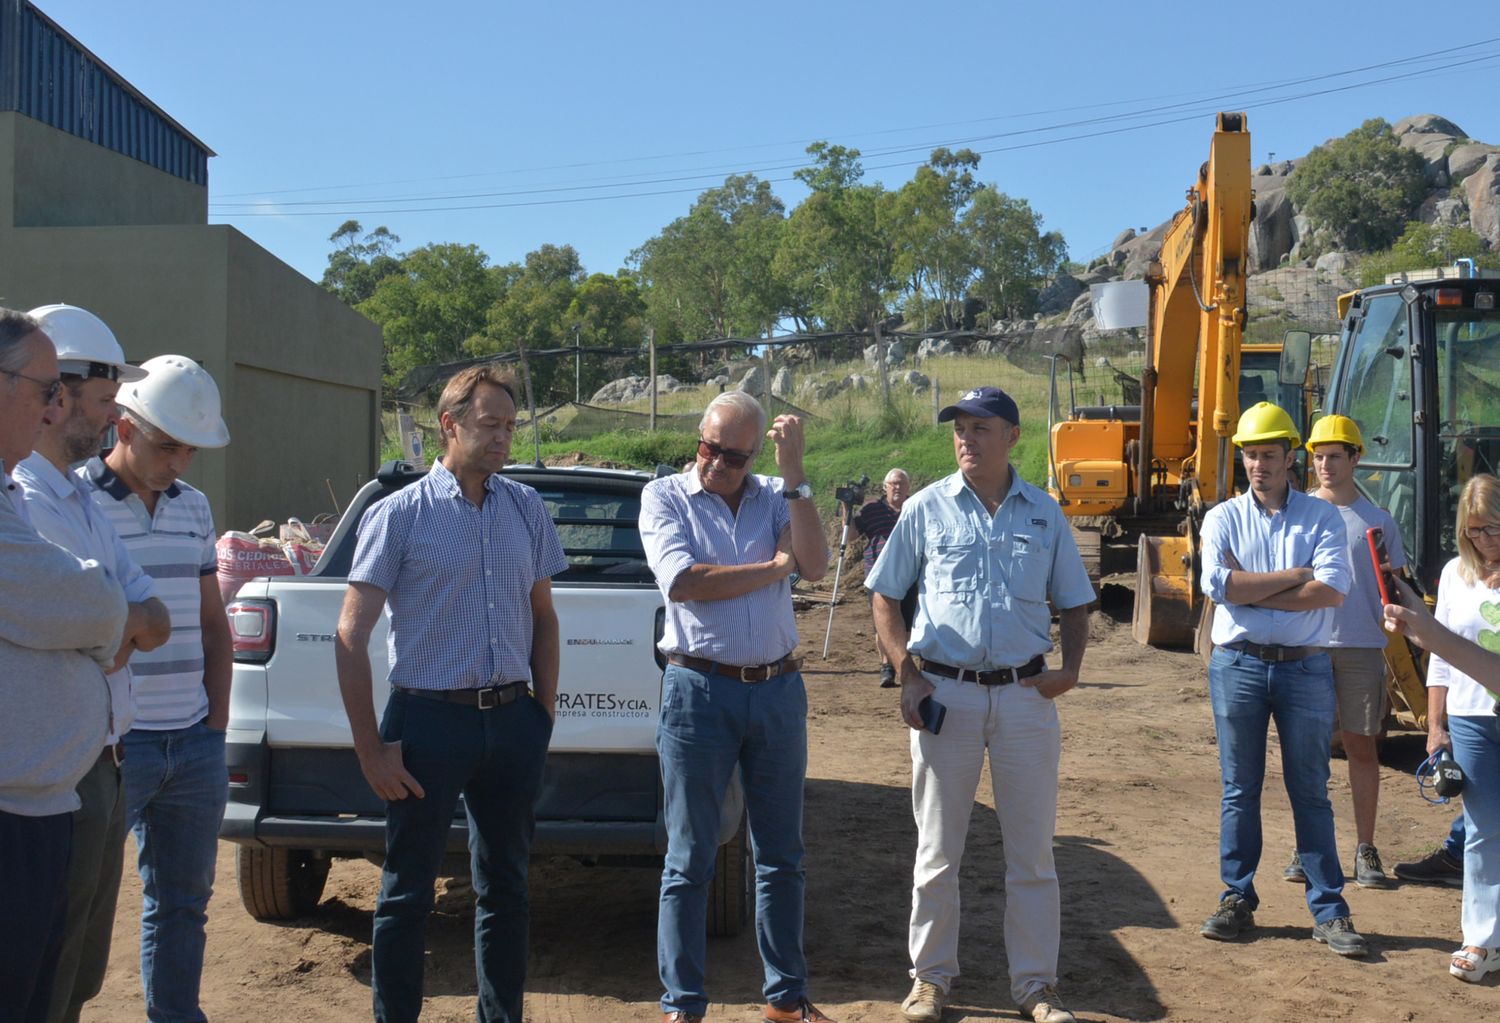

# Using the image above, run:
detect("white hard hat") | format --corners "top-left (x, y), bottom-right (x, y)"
top-left (28, 304), bottom-right (147, 383)
top-left (118, 355), bottom-right (230, 448)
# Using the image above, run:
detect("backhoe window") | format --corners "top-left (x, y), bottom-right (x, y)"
top-left (1340, 295), bottom-right (1416, 558)
top-left (1433, 306), bottom-right (1500, 563)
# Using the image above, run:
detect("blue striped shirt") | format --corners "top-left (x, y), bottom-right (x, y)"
top-left (17, 454), bottom-right (158, 742)
top-left (348, 459), bottom-right (568, 691)
top-left (1200, 486), bottom-right (1352, 648)
top-left (867, 469), bottom-right (1095, 669)
top-left (639, 469), bottom-right (798, 665)
top-left (81, 457), bottom-right (218, 730)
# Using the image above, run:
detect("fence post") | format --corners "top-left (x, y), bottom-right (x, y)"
top-left (874, 321), bottom-right (891, 409)
top-left (648, 327), bottom-right (658, 432)
top-left (932, 379), bottom-right (940, 425)
top-left (763, 335), bottom-right (774, 420)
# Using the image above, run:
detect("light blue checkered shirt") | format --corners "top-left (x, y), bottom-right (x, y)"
top-left (866, 469), bottom-right (1095, 669)
top-left (639, 469), bottom-right (798, 665)
top-left (349, 460), bottom-right (568, 690)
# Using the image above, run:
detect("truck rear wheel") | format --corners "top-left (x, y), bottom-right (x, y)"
top-left (237, 846), bottom-right (330, 921)
top-left (707, 818), bottom-right (750, 938)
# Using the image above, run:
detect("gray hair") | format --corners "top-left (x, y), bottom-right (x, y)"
top-left (0, 308), bottom-right (43, 375)
top-left (884, 468), bottom-right (910, 484)
top-left (699, 390), bottom-right (767, 442)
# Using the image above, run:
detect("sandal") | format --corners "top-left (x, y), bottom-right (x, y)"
top-left (1450, 946), bottom-right (1500, 983)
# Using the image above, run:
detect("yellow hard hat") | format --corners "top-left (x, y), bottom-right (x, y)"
top-left (1231, 401), bottom-right (1301, 450)
top-left (1306, 414), bottom-right (1364, 454)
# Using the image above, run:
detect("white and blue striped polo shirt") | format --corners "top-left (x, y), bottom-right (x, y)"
top-left (80, 457), bottom-right (217, 730)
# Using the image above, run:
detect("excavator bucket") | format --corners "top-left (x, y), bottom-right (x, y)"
top-left (1133, 535), bottom-right (1197, 647)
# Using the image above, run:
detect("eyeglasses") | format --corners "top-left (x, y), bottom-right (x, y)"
top-left (3, 369), bottom-right (63, 404)
top-left (1465, 524), bottom-right (1500, 539)
top-left (697, 438), bottom-right (754, 469)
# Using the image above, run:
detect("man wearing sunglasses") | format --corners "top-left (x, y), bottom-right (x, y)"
top-left (15, 305), bottom-right (172, 1023)
top-left (639, 390), bottom-right (832, 1023)
top-left (0, 307), bottom-right (129, 1023)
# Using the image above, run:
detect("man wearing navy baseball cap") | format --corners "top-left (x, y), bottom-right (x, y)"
top-left (867, 384), bottom-right (1094, 1023)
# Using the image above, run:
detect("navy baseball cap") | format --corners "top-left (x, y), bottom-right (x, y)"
top-left (937, 385), bottom-right (1020, 425)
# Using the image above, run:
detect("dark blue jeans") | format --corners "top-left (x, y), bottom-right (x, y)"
top-left (1208, 647), bottom-right (1349, 923)
top-left (372, 688), bottom-right (552, 1023)
top-left (656, 664), bottom-right (809, 1017)
top-left (0, 809), bottom-right (71, 1023)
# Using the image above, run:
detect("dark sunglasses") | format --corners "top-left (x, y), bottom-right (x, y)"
top-left (697, 438), bottom-right (754, 469)
top-left (4, 369), bottom-right (63, 404)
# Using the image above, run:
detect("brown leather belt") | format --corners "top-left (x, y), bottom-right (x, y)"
top-left (918, 654), bottom-right (1046, 686)
top-left (1223, 640), bottom-right (1317, 663)
top-left (396, 681), bottom-right (528, 709)
top-left (667, 654), bottom-right (803, 683)
top-left (98, 742), bottom-right (124, 769)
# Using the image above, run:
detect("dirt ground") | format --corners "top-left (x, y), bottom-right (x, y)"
top-left (86, 583), bottom-right (1496, 1022)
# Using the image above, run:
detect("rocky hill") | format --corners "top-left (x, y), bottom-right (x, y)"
top-left (1038, 113), bottom-right (1499, 327)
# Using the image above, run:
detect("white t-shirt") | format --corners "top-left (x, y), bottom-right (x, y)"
top-left (1428, 557), bottom-right (1500, 718)
top-left (1326, 496), bottom-right (1406, 648)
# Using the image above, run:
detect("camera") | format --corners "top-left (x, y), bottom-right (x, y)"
top-left (835, 475), bottom-right (870, 507)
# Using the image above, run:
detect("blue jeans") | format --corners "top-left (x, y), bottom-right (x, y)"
top-left (656, 665), bottom-right (808, 1017)
top-left (1208, 647), bottom-right (1349, 923)
top-left (372, 688), bottom-right (552, 1023)
top-left (1449, 714), bottom-right (1500, 948)
top-left (122, 719), bottom-right (229, 1023)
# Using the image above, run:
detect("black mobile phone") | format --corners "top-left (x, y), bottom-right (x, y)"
top-left (1365, 527), bottom-right (1396, 608)
top-left (918, 695), bottom-right (947, 735)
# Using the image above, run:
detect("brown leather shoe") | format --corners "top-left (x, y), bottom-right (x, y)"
top-left (662, 1012), bottom-right (703, 1023)
top-left (763, 998), bottom-right (834, 1023)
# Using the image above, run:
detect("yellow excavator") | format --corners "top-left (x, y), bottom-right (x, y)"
top-left (1048, 111), bottom-right (1264, 648)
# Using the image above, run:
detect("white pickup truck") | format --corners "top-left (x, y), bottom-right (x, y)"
top-left (220, 460), bottom-right (748, 935)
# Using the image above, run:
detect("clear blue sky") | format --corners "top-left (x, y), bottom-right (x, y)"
top-left (42, 0), bottom-right (1500, 285)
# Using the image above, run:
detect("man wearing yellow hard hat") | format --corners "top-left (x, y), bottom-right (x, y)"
top-left (1196, 402), bottom-right (1368, 957)
top-left (1276, 416), bottom-right (1404, 892)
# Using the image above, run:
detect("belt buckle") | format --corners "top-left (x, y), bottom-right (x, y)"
top-left (477, 687), bottom-right (499, 710)
top-left (739, 664), bottom-right (763, 683)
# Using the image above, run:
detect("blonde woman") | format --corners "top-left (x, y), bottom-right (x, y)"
top-left (1425, 473), bottom-right (1500, 982)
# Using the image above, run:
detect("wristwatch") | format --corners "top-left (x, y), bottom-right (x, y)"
top-left (785, 482), bottom-right (813, 500)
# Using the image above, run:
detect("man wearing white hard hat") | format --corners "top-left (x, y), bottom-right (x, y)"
top-left (81, 354), bottom-right (231, 1023)
top-left (14, 305), bottom-right (171, 1023)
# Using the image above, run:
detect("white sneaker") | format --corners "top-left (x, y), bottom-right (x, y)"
top-left (1018, 985), bottom-right (1076, 1023)
top-left (900, 978), bottom-right (945, 1022)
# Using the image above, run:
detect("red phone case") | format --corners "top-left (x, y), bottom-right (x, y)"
top-left (1366, 527), bottom-right (1394, 607)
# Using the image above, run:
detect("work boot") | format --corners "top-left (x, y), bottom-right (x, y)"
top-left (1393, 847), bottom-right (1464, 887)
top-left (1017, 985), bottom-right (1076, 1023)
top-left (900, 979), bottom-right (945, 1022)
top-left (763, 998), bottom-right (833, 1023)
top-left (1312, 915), bottom-right (1370, 957)
top-left (1200, 893), bottom-right (1255, 940)
top-left (879, 663), bottom-right (898, 688)
top-left (1354, 843), bottom-right (1392, 889)
top-left (1283, 850), bottom-right (1306, 884)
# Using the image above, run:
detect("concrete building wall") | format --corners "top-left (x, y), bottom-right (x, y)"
top-left (0, 112), bottom-right (207, 228)
top-left (0, 222), bottom-right (383, 530)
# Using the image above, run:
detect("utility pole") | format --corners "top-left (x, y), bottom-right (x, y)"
top-left (516, 338), bottom-right (542, 466)
top-left (572, 323), bottom-right (582, 404)
top-left (762, 327), bottom-right (775, 420)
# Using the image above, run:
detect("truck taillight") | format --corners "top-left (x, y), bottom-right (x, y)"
top-left (227, 599), bottom-right (275, 663)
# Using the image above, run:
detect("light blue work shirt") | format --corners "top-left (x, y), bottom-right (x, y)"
top-left (349, 459), bottom-right (568, 690)
top-left (1200, 486), bottom-right (1351, 648)
top-left (639, 469), bottom-right (798, 666)
top-left (866, 469), bottom-right (1094, 669)
top-left (15, 452), bottom-right (158, 742)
